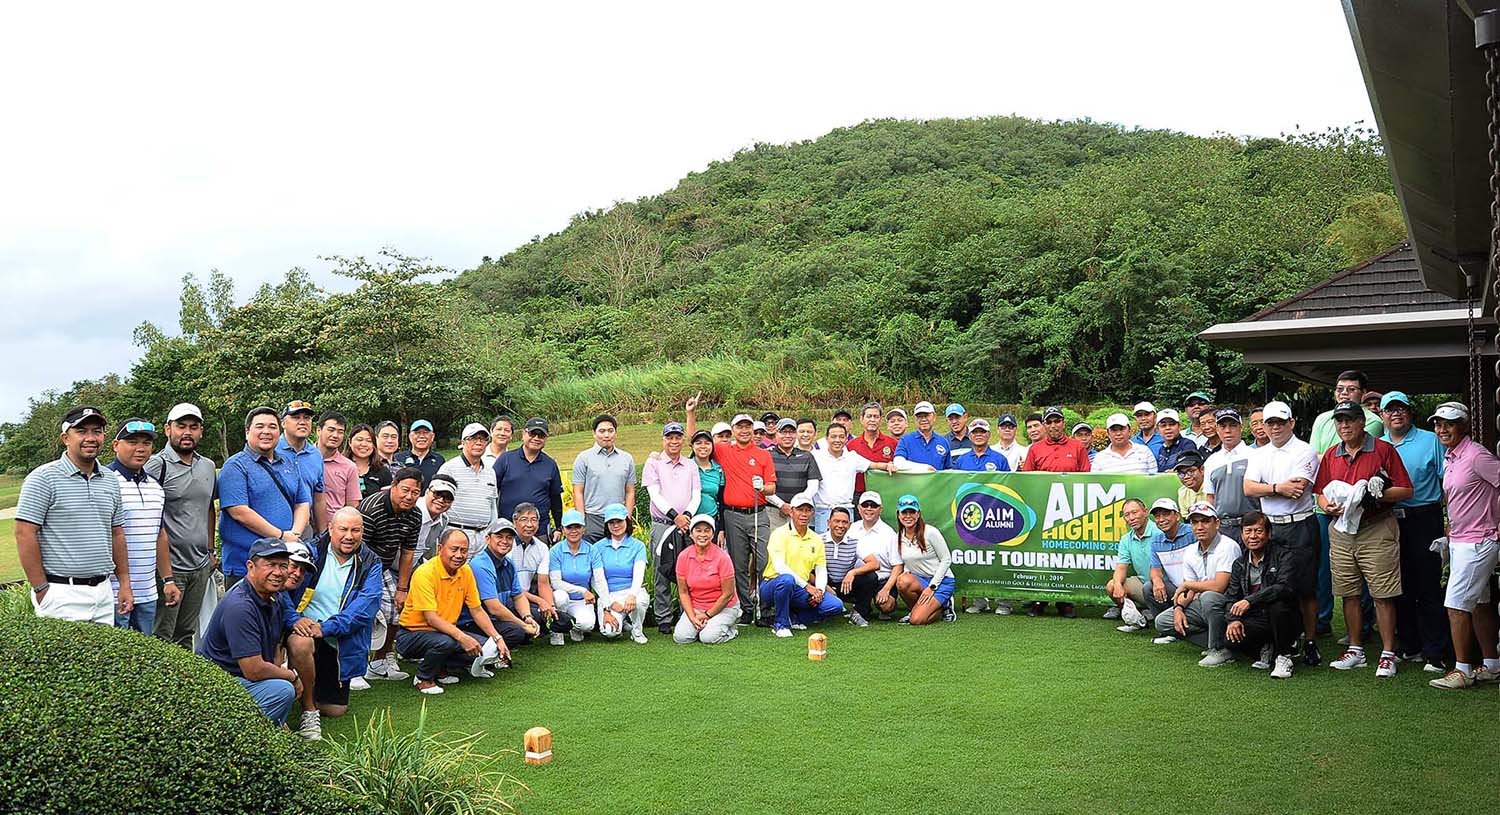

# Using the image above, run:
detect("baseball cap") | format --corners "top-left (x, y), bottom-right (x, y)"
top-left (560, 508), bottom-right (586, 528)
top-left (775, 418), bottom-right (797, 431)
top-left (760, 412), bottom-right (780, 424)
top-left (886, 407), bottom-right (908, 420)
top-left (1105, 412), bottom-right (1131, 429)
top-left (1173, 450), bottom-right (1205, 470)
top-left (249, 537), bottom-right (293, 560)
top-left (1330, 401), bottom-right (1363, 420)
top-left (1214, 408), bottom-right (1242, 424)
top-left (1133, 401), bottom-right (1157, 415)
top-left (427, 474), bottom-right (457, 496)
top-left (603, 503), bottom-right (630, 522)
top-left (896, 494), bottom-right (920, 512)
top-left (913, 401), bottom-right (936, 416)
top-left (524, 417), bottom-right (550, 435)
top-left (1149, 498), bottom-right (1180, 514)
top-left (1157, 409), bottom-right (1181, 424)
top-left (858, 491), bottom-right (883, 506)
top-left (945, 403), bottom-right (966, 417)
top-left (731, 414), bottom-right (753, 426)
top-left (280, 400), bottom-right (314, 417)
top-left (691, 429), bottom-right (713, 444)
top-left (832, 408), bottom-right (853, 420)
top-left (114, 418), bottom-right (157, 441)
top-left (689, 513), bottom-right (717, 530)
top-left (789, 492), bottom-right (815, 508)
top-left (996, 413), bottom-right (1018, 427)
top-left (1071, 422), bottom-right (1092, 434)
top-left (60, 405), bottom-right (106, 432)
top-left (486, 518), bottom-right (517, 536)
top-left (1262, 401), bottom-right (1293, 421)
top-left (1042, 406), bottom-right (1065, 421)
top-left (1362, 390), bottom-right (1383, 404)
top-left (166, 403), bottom-right (203, 423)
top-left (1185, 391), bottom-right (1213, 404)
top-left (410, 419), bottom-right (434, 433)
top-left (753, 421), bottom-right (767, 433)
top-left (1185, 502), bottom-right (1219, 520)
top-left (462, 422), bottom-right (490, 439)
top-left (662, 421), bottom-right (685, 436)
top-left (968, 418), bottom-right (991, 432)
top-left (1379, 391), bottom-right (1412, 410)
top-left (287, 541), bottom-right (315, 568)
top-left (711, 421), bottom-right (732, 436)
top-left (1429, 401), bottom-right (1470, 422)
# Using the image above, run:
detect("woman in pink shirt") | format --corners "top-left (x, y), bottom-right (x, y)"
top-left (673, 515), bottom-right (739, 645)
top-left (1429, 403), bottom-right (1500, 689)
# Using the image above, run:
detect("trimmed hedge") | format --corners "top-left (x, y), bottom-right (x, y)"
top-left (0, 602), bottom-right (349, 814)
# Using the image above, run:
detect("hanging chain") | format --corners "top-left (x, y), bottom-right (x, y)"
top-left (1487, 45), bottom-right (1500, 453)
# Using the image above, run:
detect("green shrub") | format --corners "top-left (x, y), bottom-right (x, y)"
top-left (0, 589), bottom-right (348, 815)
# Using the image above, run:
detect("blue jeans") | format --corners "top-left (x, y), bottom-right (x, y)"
top-left (396, 627), bottom-right (474, 681)
top-left (237, 676), bottom-right (295, 722)
top-left (812, 507), bottom-right (832, 535)
top-left (115, 599), bottom-right (157, 634)
top-left (760, 573), bottom-right (845, 630)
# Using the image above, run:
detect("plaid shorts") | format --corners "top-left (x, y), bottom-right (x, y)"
top-left (378, 566), bottom-right (398, 625)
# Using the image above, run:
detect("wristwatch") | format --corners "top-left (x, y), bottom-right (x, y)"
top-left (32, 582), bottom-right (49, 595)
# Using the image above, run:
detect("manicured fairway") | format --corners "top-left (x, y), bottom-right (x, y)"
top-left (321, 609), bottom-right (1497, 814)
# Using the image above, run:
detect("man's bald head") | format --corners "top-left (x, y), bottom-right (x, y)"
top-left (329, 505), bottom-right (365, 555)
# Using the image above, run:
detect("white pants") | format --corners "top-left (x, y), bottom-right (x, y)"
top-left (31, 581), bottom-right (114, 624)
top-left (1445, 539), bottom-right (1499, 611)
top-left (597, 588), bottom-right (647, 637)
top-left (565, 597), bottom-right (597, 634)
top-left (673, 605), bottom-right (740, 644)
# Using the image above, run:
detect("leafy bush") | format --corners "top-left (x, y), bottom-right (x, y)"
top-left (0, 587), bottom-right (348, 815)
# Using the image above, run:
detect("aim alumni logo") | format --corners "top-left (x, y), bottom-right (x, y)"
top-left (951, 482), bottom-right (1036, 547)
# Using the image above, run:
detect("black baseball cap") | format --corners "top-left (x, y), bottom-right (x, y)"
top-left (832, 408), bottom-right (853, 421)
top-left (760, 411), bottom-right (780, 424)
top-left (1173, 450), bottom-right (1205, 470)
top-left (60, 405), bottom-right (106, 431)
top-left (114, 418), bottom-right (157, 441)
top-left (997, 413), bottom-right (1018, 427)
top-left (524, 417), bottom-right (550, 436)
top-left (1331, 401), bottom-right (1364, 419)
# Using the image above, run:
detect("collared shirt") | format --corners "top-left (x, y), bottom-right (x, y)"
top-left (303, 547), bottom-right (355, 622)
top-left (508, 535), bottom-right (550, 593)
top-left (894, 430), bottom-right (950, 471)
top-left (1182, 534), bottom-right (1241, 583)
top-left (1243, 436), bottom-right (1320, 516)
top-left (847, 432), bottom-right (898, 494)
top-left (1203, 444), bottom-right (1258, 518)
top-left (549, 540), bottom-right (595, 600)
top-left (399, 557), bottom-right (481, 630)
top-left (715, 440), bottom-right (777, 509)
top-left (480, 444), bottom-right (509, 472)
top-left (695, 460), bottom-right (724, 518)
top-left (1022, 437), bottom-right (1091, 473)
top-left (1149, 524), bottom-right (1199, 585)
top-left (1089, 443), bottom-right (1158, 474)
top-left (812, 448), bottom-right (873, 507)
top-left (392, 449), bottom-right (445, 488)
top-left (1132, 430), bottom-right (1164, 456)
top-left (494, 448), bottom-right (564, 533)
top-left (198, 580), bottom-right (284, 676)
top-left (321, 452), bottom-right (362, 516)
top-left (943, 430), bottom-right (972, 462)
top-left (1382, 427), bottom-right (1445, 507)
top-left (591, 535), bottom-right (647, 593)
top-left (357, 490), bottom-right (421, 570)
top-left (845, 518), bottom-right (902, 579)
top-left (147, 447), bottom-right (218, 572)
top-left (769, 446), bottom-right (822, 502)
top-left (993, 440), bottom-right (1028, 472)
top-left (1442, 436), bottom-right (1500, 543)
top-left (675, 544), bottom-right (738, 610)
top-left (764, 522), bottom-right (826, 582)
top-left (1155, 436), bottom-right (1199, 472)
top-left (1313, 433), bottom-right (1412, 500)
top-left (1116, 521), bottom-right (1164, 580)
top-left (642, 452), bottom-right (701, 520)
top-left (218, 446), bottom-right (312, 576)
top-left (437, 454), bottom-right (497, 528)
top-left (108, 460), bottom-right (165, 603)
top-left (465, 548), bottom-right (523, 623)
top-left (952, 447), bottom-right (1011, 473)
top-left (1309, 407), bottom-right (1385, 457)
top-left (16, 453), bottom-right (124, 578)
top-left (1177, 484), bottom-right (1208, 514)
top-left (571, 444), bottom-right (637, 514)
top-left (275, 437), bottom-right (326, 499)
top-left (822, 532), bottom-right (863, 583)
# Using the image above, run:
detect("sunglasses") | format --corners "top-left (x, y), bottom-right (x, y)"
top-left (859, 502), bottom-right (881, 508)
top-left (121, 420), bottom-right (156, 435)
top-left (1044, 418), bottom-right (1064, 425)
top-left (284, 401), bottom-right (314, 412)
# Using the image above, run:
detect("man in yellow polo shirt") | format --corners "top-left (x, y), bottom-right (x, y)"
top-left (761, 493), bottom-right (845, 638)
top-left (395, 529), bottom-right (507, 694)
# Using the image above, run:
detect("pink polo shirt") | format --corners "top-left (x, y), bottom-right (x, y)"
top-left (642, 453), bottom-right (701, 521)
top-left (1442, 436), bottom-right (1500, 543)
top-left (322, 452), bottom-right (363, 514)
top-left (675, 544), bottom-right (738, 611)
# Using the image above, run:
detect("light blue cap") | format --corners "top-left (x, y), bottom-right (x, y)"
top-left (603, 503), bottom-right (630, 522)
top-left (1379, 391), bottom-right (1412, 410)
top-left (410, 419), bottom-right (434, 432)
top-left (945, 403), bottom-right (966, 417)
top-left (561, 508), bottom-right (586, 528)
top-left (897, 494), bottom-right (920, 511)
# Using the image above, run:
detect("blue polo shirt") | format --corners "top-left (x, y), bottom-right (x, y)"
top-left (591, 536), bottom-right (647, 593)
top-left (895, 431), bottom-right (951, 470)
top-left (549, 540), bottom-right (595, 600)
top-left (1383, 426), bottom-right (1445, 507)
top-left (275, 437), bottom-right (325, 498)
top-left (493, 448), bottom-right (564, 533)
top-left (392, 449), bottom-right (445, 488)
top-left (1133, 431), bottom-right (1165, 456)
top-left (951, 448), bottom-right (1011, 472)
top-left (462, 549), bottom-right (522, 624)
top-left (218, 446), bottom-right (313, 576)
top-left (198, 579), bottom-right (284, 676)
top-left (1156, 437), bottom-right (1199, 472)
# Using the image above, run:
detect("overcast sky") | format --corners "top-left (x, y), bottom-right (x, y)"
top-left (0, 2), bottom-right (1375, 423)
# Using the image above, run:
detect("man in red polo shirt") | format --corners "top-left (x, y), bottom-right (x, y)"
top-left (847, 401), bottom-right (897, 496)
top-left (1313, 401), bottom-right (1413, 678)
top-left (683, 396), bottom-right (776, 626)
top-left (1018, 406), bottom-right (1091, 618)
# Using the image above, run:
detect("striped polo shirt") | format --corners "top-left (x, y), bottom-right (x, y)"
top-left (16, 453), bottom-right (125, 578)
top-left (822, 531), bottom-right (862, 584)
top-left (436, 454), bottom-right (497, 529)
top-left (357, 490), bottom-right (421, 569)
top-left (108, 461), bottom-right (165, 603)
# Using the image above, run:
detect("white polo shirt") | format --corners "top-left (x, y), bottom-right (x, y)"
top-left (1089, 443), bottom-right (1158, 474)
top-left (1182, 534), bottom-right (1241, 583)
top-left (811, 448), bottom-right (873, 508)
top-left (844, 518), bottom-right (902, 579)
top-left (507, 535), bottom-right (551, 593)
top-left (1243, 437), bottom-right (1319, 516)
top-left (994, 441), bottom-right (1028, 472)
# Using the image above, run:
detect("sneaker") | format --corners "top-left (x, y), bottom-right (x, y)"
top-left (1151, 635), bottom-right (1178, 645)
top-left (1330, 648), bottom-right (1367, 670)
top-left (349, 676), bottom-right (371, 691)
top-left (1301, 639), bottom-right (1322, 667)
top-left (942, 604), bottom-right (957, 623)
top-left (367, 655), bottom-right (410, 682)
top-left (569, 629), bottom-right (585, 642)
top-left (1429, 669), bottom-right (1475, 690)
top-left (1120, 599), bottom-right (1146, 627)
top-left (1375, 654), bottom-right (1398, 678)
top-left (754, 616), bottom-right (772, 628)
top-left (1252, 645), bottom-right (1273, 670)
top-left (966, 599), bottom-right (989, 613)
top-left (1399, 651), bottom-right (1425, 663)
top-left (1057, 603), bottom-right (1077, 619)
top-left (738, 611), bottom-right (755, 627)
top-left (1423, 660), bottom-right (1447, 674)
top-left (878, 611), bottom-right (893, 621)
top-left (437, 674), bottom-right (460, 685)
top-left (1474, 666), bottom-right (1500, 683)
top-left (773, 626), bottom-right (793, 638)
top-left (631, 630), bottom-right (649, 644)
top-left (1115, 622), bottom-right (1146, 633)
top-left (550, 632), bottom-right (565, 646)
top-left (1198, 648), bottom-right (1235, 668)
top-left (790, 623), bottom-right (807, 631)
top-left (1103, 606), bottom-right (1122, 620)
top-left (848, 610), bottom-right (869, 628)
top-left (994, 601), bottom-right (1013, 615)
top-left (1271, 655), bottom-right (1295, 679)
top-left (658, 621), bottom-right (674, 635)
top-left (416, 682), bottom-right (444, 695)
top-left (899, 614), bottom-right (912, 625)
top-left (1337, 633), bottom-right (1350, 646)
top-left (298, 710), bottom-right (322, 740)
top-left (1024, 602), bottom-right (1044, 618)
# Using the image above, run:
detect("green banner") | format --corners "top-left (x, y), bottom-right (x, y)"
top-left (866, 470), bottom-right (1180, 604)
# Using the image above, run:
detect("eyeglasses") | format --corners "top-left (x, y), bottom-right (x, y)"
top-left (122, 420), bottom-right (156, 435)
top-left (430, 493), bottom-right (455, 503)
top-left (859, 502), bottom-right (880, 508)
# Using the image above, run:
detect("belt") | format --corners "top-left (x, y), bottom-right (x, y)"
top-left (1393, 503), bottom-right (1441, 519)
top-left (46, 573), bottom-right (110, 586)
top-left (1267, 511), bottom-right (1313, 524)
top-left (723, 505), bottom-right (765, 514)
top-left (1218, 517), bottom-right (1243, 527)
top-left (450, 522), bottom-right (488, 532)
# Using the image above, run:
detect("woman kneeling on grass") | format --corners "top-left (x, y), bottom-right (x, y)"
top-left (548, 509), bottom-right (597, 644)
top-left (590, 503), bottom-right (650, 643)
top-left (673, 514), bottom-right (740, 645)
top-left (894, 494), bottom-right (955, 625)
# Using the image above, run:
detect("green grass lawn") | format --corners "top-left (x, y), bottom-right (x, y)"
top-left (321, 610), bottom-right (1497, 814)
top-left (0, 519), bottom-right (16, 583)
top-left (443, 423), bottom-right (670, 472)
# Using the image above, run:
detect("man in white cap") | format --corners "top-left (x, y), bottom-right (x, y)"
top-left (1090, 413), bottom-right (1158, 474)
top-left (1242, 400), bottom-right (1324, 666)
top-left (1153, 409), bottom-right (1198, 472)
top-left (1427, 401), bottom-right (1500, 689)
top-left (893, 401), bottom-right (950, 471)
top-left (761, 492), bottom-right (845, 638)
top-left (951, 418), bottom-right (1009, 472)
top-left (1202, 408), bottom-right (1257, 543)
top-left (1071, 422), bottom-right (1098, 464)
top-left (1153, 502), bottom-right (1240, 667)
top-left (1378, 391), bottom-right (1450, 671)
top-left (1142, 498), bottom-right (1197, 625)
top-left (437, 423), bottom-right (499, 558)
top-left (843, 491), bottom-right (904, 620)
top-left (885, 407), bottom-right (909, 440)
top-left (1132, 402), bottom-right (1163, 457)
top-left (149, 403), bottom-right (220, 646)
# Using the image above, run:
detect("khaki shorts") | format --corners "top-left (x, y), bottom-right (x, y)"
top-left (1328, 514), bottom-right (1401, 599)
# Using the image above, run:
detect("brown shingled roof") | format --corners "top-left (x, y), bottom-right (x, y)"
top-left (1247, 243), bottom-right (1465, 322)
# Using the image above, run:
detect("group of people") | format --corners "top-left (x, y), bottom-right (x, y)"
top-left (14, 370), bottom-right (1497, 738)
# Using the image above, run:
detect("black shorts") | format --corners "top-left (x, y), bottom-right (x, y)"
top-left (313, 638), bottom-right (350, 707)
top-left (1271, 515), bottom-right (1319, 597)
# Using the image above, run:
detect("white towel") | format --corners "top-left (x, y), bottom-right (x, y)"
top-left (1321, 479), bottom-right (1369, 535)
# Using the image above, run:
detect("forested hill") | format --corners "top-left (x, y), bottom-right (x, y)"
top-left (458, 116), bottom-right (1400, 405)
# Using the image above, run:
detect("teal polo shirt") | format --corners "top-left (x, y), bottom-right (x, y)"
top-left (1383, 426), bottom-right (1445, 507)
top-left (1115, 521), bottom-right (1164, 580)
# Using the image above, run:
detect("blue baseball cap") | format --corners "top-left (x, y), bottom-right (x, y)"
top-left (945, 403), bottom-right (966, 417)
top-left (1379, 391), bottom-right (1412, 410)
top-left (410, 419), bottom-right (434, 432)
top-left (896, 494), bottom-right (920, 512)
top-left (603, 503), bottom-right (630, 522)
top-left (561, 508), bottom-right (586, 528)
top-left (662, 421), bottom-right (685, 436)
top-left (249, 537), bottom-right (293, 560)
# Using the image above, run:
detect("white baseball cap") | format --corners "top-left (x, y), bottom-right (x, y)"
top-left (461, 422), bottom-right (490, 440)
top-left (1262, 401), bottom-right (1293, 421)
top-left (913, 401), bottom-right (936, 415)
top-left (1149, 498), bottom-right (1180, 514)
top-left (1133, 401), bottom-right (1157, 414)
top-left (711, 421), bottom-right (732, 436)
top-left (731, 414), bottom-right (753, 426)
top-left (858, 491), bottom-right (883, 506)
top-left (1157, 408), bottom-right (1181, 424)
top-left (1185, 502), bottom-right (1219, 520)
top-left (1429, 401), bottom-right (1470, 422)
top-left (789, 492), bottom-right (816, 508)
top-left (166, 403), bottom-right (203, 422)
top-left (1106, 412), bottom-right (1131, 429)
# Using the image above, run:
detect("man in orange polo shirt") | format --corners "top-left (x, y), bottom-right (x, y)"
top-left (394, 529), bottom-right (507, 694)
top-left (1020, 406), bottom-right (1091, 618)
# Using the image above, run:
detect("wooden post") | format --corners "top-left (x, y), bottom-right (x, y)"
top-left (524, 727), bottom-right (553, 765)
top-left (808, 632), bottom-right (827, 661)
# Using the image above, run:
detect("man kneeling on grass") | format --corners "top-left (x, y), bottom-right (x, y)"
top-left (283, 507), bottom-right (383, 739)
top-left (198, 537), bottom-right (302, 722)
top-left (761, 493), bottom-right (845, 638)
top-left (1153, 502), bottom-right (1241, 667)
top-left (468, 517), bottom-right (565, 654)
top-left (395, 529), bottom-right (508, 695)
top-left (1222, 511), bottom-right (1301, 679)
